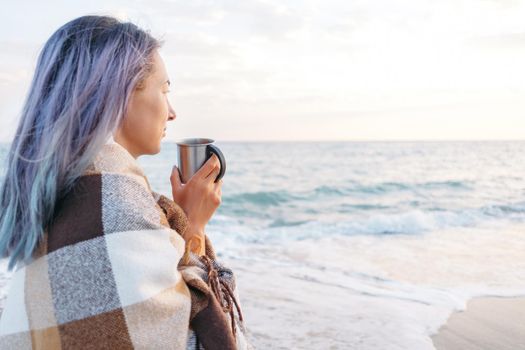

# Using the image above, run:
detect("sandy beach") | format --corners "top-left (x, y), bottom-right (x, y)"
top-left (432, 296), bottom-right (525, 350)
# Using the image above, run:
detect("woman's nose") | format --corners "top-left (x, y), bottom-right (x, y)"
top-left (167, 100), bottom-right (176, 121)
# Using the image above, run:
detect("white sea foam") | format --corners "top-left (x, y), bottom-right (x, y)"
top-left (217, 224), bottom-right (525, 349)
top-left (210, 207), bottom-right (512, 244)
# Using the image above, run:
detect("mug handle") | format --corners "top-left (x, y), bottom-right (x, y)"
top-left (206, 144), bottom-right (226, 182)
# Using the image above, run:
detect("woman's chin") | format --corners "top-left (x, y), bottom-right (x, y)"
top-left (143, 142), bottom-right (162, 156)
top-left (156, 139), bottom-right (163, 152)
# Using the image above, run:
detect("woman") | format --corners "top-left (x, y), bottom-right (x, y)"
top-left (0, 15), bottom-right (250, 349)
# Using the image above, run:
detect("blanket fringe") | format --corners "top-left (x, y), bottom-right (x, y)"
top-left (200, 255), bottom-right (244, 339)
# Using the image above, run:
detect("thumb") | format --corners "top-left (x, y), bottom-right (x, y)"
top-left (170, 165), bottom-right (182, 188)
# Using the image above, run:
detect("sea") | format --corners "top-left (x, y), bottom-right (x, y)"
top-left (1, 141), bottom-right (525, 349)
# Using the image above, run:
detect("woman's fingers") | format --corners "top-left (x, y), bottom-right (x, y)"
top-left (214, 180), bottom-right (222, 203)
top-left (170, 166), bottom-right (182, 189)
top-left (194, 154), bottom-right (220, 180)
top-left (214, 178), bottom-right (223, 191)
top-left (205, 165), bottom-right (221, 182)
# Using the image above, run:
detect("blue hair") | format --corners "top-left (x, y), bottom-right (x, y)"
top-left (0, 15), bottom-right (162, 271)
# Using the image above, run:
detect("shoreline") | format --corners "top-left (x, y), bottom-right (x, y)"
top-left (431, 296), bottom-right (525, 350)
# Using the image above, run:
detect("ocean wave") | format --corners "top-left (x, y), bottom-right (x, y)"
top-left (217, 184), bottom-right (525, 234)
top-left (313, 185), bottom-right (348, 196)
top-left (483, 202), bottom-right (525, 215)
top-left (223, 181), bottom-right (473, 208)
top-left (339, 203), bottom-right (392, 211)
top-left (211, 206), bottom-right (520, 243)
top-left (268, 218), bottom-right (310, 228)
top-left (223, 190), bottom-right (302, 207)
top-left (351, 180), bottom-right (472, 195)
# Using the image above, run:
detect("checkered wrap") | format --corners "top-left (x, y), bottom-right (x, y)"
top-left (0, 142), bottom-right (251, 349)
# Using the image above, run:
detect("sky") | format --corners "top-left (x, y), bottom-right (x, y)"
top-left (0, 0), bottom-right (524, 142)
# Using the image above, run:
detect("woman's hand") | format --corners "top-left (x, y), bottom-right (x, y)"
top-left (170, 154), bottom-right (223, 241)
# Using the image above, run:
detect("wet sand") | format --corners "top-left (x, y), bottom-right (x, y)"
top-left (432, 296), bottom-right (525, 350)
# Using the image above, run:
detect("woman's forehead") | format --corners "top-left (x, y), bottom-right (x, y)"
top-left (151, 50), bottom-right (168, 80)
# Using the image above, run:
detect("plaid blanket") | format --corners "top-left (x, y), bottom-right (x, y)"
top-left (0, 142), bottom-right (251, 349)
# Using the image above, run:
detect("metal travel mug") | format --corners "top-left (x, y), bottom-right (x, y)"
top-left (175, 138), bottom-right (226, 184)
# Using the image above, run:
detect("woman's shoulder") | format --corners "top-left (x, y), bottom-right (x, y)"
top-left (44, 142), bottom-right (174, 256)
top-left (83, 142), bottom-right (151, 190)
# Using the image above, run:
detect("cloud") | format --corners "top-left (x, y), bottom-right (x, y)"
top-left (160, 32), bottom-right (239, 59)
top-left (1, 0), bottom-right (525, 141)
top-left (0, 70), bottom-right (30, 85)
top-left (223, 1), bottom-right (305, 40)
top-left (466, 32), bottom-right (525, 49)
top-left (142, 0), bottom-right (305, 39)
top-left (0, 41), bottom-right (41, 58)
top-left (138, 0), bottom-right (229, 26)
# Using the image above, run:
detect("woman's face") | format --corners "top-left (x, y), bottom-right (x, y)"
top-left (114, 49), bottom-right (176, 158)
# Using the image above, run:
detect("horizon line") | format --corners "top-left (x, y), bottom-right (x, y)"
top-left (1, 138), bottom-right (525, 144)
top-left (166, 139), bottom-right (525, 143)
